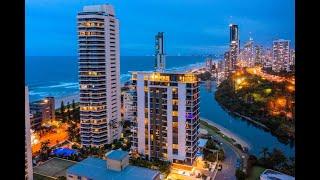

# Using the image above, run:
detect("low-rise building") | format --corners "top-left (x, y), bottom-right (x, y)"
top-left (67, 150), bottom-right (161, 180)
top-left (30, 97), bottom-right (55, 130)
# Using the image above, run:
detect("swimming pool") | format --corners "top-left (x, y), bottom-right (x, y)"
top-left (51, 148), bottom-right (78, 157)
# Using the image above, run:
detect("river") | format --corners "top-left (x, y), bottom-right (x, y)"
top-left (200, 81), bottom-right (295, 157)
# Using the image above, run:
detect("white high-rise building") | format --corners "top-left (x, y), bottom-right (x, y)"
top-left (77, 4), bottom-right (121, 147)
top-left (25, 86), bottom-right (33, 180)
top-left (123, 90), bottom-right (136, 122)
top-left (130, 72), bottom-right (200, 165)
top-left (272, 39), bottom-right (290, 72)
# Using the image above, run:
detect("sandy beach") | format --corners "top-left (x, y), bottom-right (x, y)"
top-left (54, 94), bottom-right (79, 109)
top-left (201, 117), bottom-right (251, 150)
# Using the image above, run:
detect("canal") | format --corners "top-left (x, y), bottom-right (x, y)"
top-left (200, 81), bottom-right (295, 157)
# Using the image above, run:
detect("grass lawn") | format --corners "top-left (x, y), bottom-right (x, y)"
top-left (246, 166), bottom-right (266, 180)
top-left (200, 120), bottom-right (236, 144)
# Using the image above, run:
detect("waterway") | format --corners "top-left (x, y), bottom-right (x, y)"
top-left (200, 81), bottom-right (295, 157)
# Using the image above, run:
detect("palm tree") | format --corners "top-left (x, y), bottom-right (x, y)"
top-left (40, 140), bottom-right (51, 161)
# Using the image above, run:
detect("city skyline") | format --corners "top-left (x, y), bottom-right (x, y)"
top-left (26, 0), bottom-right (295, 56)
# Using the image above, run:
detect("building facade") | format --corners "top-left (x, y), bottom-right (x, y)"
top-left (29, 97), bottom-right (55, 130)
top-left (272, 39), bottom-right (290, 72)
top-left (78, 4), bottom-right (121, 147)
top-left (25, 86), bottom-right (33, 180)
top-left (130, 72), bottom-right (200, 165)
top-left (262, 48), bottom-right (273, 69)
top-left (123, 90), bottom-right (137, 122)
top-left (290, 49), bottom-right (295, 67)
top-left (155, 32), bottom-right (165, 72)
top-left (254, 45), bottom-right (263, 66)
top-left (229, 24), bottom-right (240, 71)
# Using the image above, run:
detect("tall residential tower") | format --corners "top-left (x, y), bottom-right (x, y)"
top-left (228, 24), bottom-right (240, 71)
top-left (272, 39), bottom-right (290, 72)
top-left (130, 72), bottom-right (200, 165)
top-left (77, 4), bottom-right (121, 147)
top-left (155, 32), bottom-right (165, 72)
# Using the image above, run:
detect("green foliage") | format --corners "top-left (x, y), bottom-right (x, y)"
top-left (215, 71), bottom-right (295, 142)
top-left (256, 148), bottom-right (294, 176)
top-left (206, 139), bottom-right (218, 150)
top-left (235, 168), bottom-right (246, 180)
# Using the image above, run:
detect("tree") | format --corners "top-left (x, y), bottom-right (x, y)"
top-left (67, 102), bottom-right (71, 120)
top-left (40, 140), bottom-right (51, 161)
top-left (235, 168), bottom-right (246, 180)
top-left (269, 148), bottom-right (287, 168)
top-left (67, 122), bottom-right (79, 142)
top-left (60, 101), bottom-right (65, 115)
top-left (72, 99), bottom-right (76, 110)
top-left (205, 139), bottom-right (217, 150)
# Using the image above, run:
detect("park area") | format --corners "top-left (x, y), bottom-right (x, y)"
top-left (32, 121), bottom-right (69, 155)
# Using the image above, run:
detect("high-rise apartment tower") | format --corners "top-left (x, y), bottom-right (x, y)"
top-left (77, 4), bottom-right (121, 147)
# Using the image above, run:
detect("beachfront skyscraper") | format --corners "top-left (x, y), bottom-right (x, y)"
top-left (77, 4), bottom-right (121, 147)
top-left (272, 39), bottom-right (290, 72)
top-left (155, 32), bottom-right (165, 72)
top-left (130, 72), bottom-right (200, 165)
top-left (25, 86), bottom-right (33, 180)
top-left (229, 24), bottom-right (240, 71)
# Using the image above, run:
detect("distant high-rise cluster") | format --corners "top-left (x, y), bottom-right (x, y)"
top-left (78, 4), bottom-right (121, 147)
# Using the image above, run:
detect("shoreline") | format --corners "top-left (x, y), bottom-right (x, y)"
top-left (200, 117), bottom-right (251, 150)
top-left (218, 102), bottom-right (270, 131)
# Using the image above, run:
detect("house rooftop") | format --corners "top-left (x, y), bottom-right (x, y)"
top-left (67, 157), bottom-right (160, 180)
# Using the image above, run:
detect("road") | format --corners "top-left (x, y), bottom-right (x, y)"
top-left (210, 134), bottom-right (248, 180)
top-left (214, 138), bottom-right (238, 180)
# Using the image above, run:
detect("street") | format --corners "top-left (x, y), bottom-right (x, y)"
top-left (210, 133), bottom-right (248, 180)
top-left (214, 141), bottom-right (238, 180)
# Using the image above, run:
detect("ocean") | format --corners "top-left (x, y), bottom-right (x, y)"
top-left (26, 56), bottom-right (206, 102)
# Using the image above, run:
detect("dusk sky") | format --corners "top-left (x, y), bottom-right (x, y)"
top-left (26, 0), bottom-right (295, 56)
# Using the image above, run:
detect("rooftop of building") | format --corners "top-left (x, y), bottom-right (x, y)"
top-left (33, 157), bottom-right (77, 179)
top-left (130, 71), bottom-right (198, 83)
top-left (106, 150), bottom-right (129, 161)
top-left (67, 157), bottom-right (160, 180)
top-left (260, 169), bottom-right (295, 180)
top-left (198, 138), bottom-right (208, 148)
top-left (79, 4), bottom-right (115, 16)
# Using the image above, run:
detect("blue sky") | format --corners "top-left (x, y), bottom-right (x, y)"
top-left (26, 0), bottom-right (295, 56)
